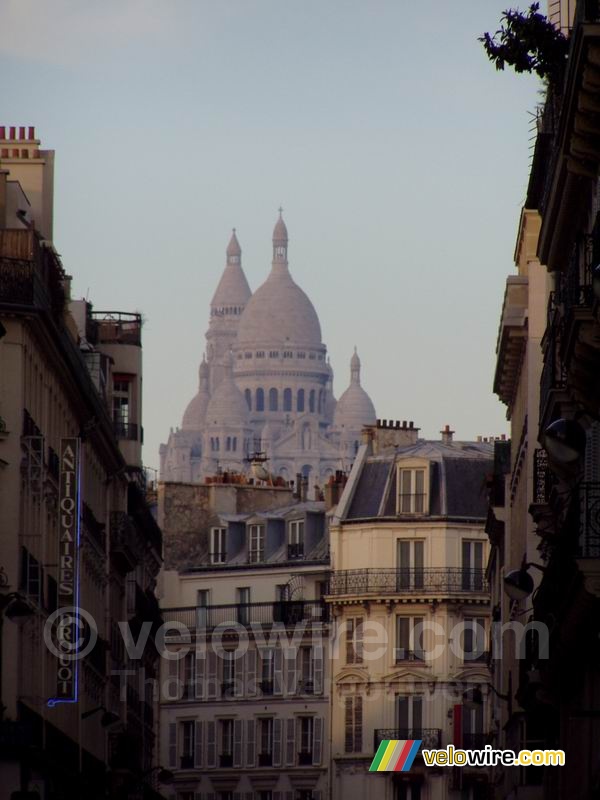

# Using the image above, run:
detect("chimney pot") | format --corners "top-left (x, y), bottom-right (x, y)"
top-left (0, 127), bottom-right (5, 140)
top-left (19, 126), bottom-right (25, 139)
top-left (28, 126), bottom-right (35, 139)
top-left (9, 127), bottom-right (16, 140)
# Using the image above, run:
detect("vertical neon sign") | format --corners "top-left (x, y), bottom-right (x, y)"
top-left (48, 437), bottom-right (82, 706)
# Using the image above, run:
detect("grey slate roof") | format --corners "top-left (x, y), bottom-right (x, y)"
top-left (344, 440), bottom-right (493, 522)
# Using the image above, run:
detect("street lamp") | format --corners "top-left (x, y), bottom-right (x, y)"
top-left (543, 419), bottom-right (587, 466)
top-left (503, 562), bottom-right (546, 601)
top-left (0, 586), bottom-right (34, 720)
top-left (81, 706), bottom-right (121, 729)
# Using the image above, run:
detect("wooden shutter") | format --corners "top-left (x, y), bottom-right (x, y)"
top-left (285, 717), bottom-right (296, 766)
top-left (168, 654), bottom-right (183, 700)
top-left (413, 616), bottom-right (425, 660)
top-left (195, 652), bottom-right (205, 699)
top-left (206, 720), bottom-right (216, 767)
top-left (234, 653), bottom-right (244, 698)
top-left (207, 650), bottom-right (218, 699)
top-left (312, 717), bottom-right (323, 765)
top-left (246, 719), bottom-right (256, 767)
top-left (413, 695), bottom-right (423, 735)
top-left (396, 617), bottom-right (409, 661)
top-left (168, 721), bottom-right (177, 768)
top-left (233, 719), bottom-right (243, 767)
top-left (355, 695), bottom-right (363, 752)
top-left (273, 717), bottom-right (283, 767)
top-left (355, 617), bottom-right (364, 663)
top-left (246, 648), bottom-right (257, 697)
top-left (273, 646), bottom-right (283, 696)
top-left (285, 648), bottom-right (297, 696)
top-left (313, 645), bottom-right (324, 695)
top-left (344, 697), bottom-right (353, 753)
top-left (194, 720), bottom-right (203, 767)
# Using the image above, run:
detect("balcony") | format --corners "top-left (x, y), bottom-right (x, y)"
top-left (288, 542), bottom-right (304, 560)
top-left (494, 275), bottom-right (528, 412)
top-left (0, 229), bottom-right (65, 317)
top-left (110, 510), bottom-right (139, 572)
top-left (114, 420), bottom-right (139, 441)
top-left (162, 599), bottom-right (328, 632)
top-left (539, 317), bottom-right (569, 432)
top-left (374, 728), bottom-right (442, 750)
top-left (576, 482), bottom-right (600, 558)
top-left (328, 568), bottom-right (488, 598)
top-left (90, 310), bottom-right (142, 347)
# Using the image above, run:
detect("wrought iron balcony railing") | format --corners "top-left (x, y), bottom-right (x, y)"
top-left (162, 599), bottom-right (328, 631)
top-left (328, 568), bottom-right (488, 596)
top-left (577, 482), bottom-right (600, 558)
top-left (114, 420), bottom-right (139, 441)
top-left (374, 728), bottom-right (441, 750)
top-left (539, 322), bottom-right (567, 426)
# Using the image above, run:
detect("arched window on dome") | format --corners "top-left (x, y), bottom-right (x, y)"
top-left (232, 437), bottom-right (237, 451)
top-left (283, 388), bottom-right (292, 412)
top-left (309, 390), bottom-right (316, 413)
top-left (354, 440), bottom-right (360, 455)
top-left (244, 389), bottom-right (252, 411)
top-left (215, 437), bottom-right (220, 452)
top-left (269, 388), bottom-right (278, 411)
top-left (318, 390), bottom-right (324, 414)
top-left (256, 388), bottom-right (265, 412)
top-left (297, 389), bottom-right (305, 413)
top-left (226, 437), bottom-right (231, 451)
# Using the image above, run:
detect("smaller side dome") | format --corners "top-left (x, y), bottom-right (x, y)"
top-left (273, 209), bottom-right (288, 244)
top-left (205, 353), bottom-right (249, 428)
top-left (226, 229), bottom-right (241, 259)
top-left (182, 355), bottom-right (210, 430)
top-left (334, 349), bottom-right (376, 431)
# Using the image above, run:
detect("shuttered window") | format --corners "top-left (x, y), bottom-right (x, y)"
top-left (346, 617), bottom-right (364, 664)
top-left (344, 695), bottom-right (363, 753)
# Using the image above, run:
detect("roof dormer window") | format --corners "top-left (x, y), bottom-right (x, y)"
top-left (397, 461), bottom-right (429, 515)
top-left (288, 519), bottom-right (304, 560)
top-left (248, 524), bottom-right (265, 563)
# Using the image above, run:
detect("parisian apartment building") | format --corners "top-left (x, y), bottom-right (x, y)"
top-left (157, 420), bottom-right (494, 800)
top-left (0, 128), bottom-right (164, 800)
top-left (484, 2), bottom-right (600, 798)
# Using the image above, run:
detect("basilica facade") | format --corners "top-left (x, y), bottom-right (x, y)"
top-left (159, 213), bottom-right (377, 487)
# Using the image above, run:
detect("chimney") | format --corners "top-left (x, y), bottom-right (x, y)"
top-left (300, 476), bottom-right (308, 503)
top-left (294, 473), bottom-right (302, 500)
top-left (440, 424), bottom-right (454, 444)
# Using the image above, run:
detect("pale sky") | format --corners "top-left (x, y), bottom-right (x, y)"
top-left (1, 0), bottom-right (540, 471)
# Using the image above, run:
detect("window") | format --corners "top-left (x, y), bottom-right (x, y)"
top-left (256, 351), bottom-right (265, 358)
top-left (463, 617), bottom-right (487, 662)
top-left (297, 388), bottom-right (305, 412)
top-left (298, 646), bottom-right (313, 693)
top-left (219, 719), bottom-right (233, 767)
top-left (259, 717), bottom-right (274, 766)
top-left (396, 540), bottom-right (424, 590)
top-left (256, 388), bottom-right (265, 412)
top-left (196, 589), bottom-right (209, 627)
top-left (395, 783), bottom-right (422, 800)
top-left (395, 617), bottom-right (425, 662)
top-left (396, 694), bottom-right (423, 737)
top-left (269, 351), bottom-right (279, 358)
top-left (269, 388), bottom-right (278, 411)
top-left (398, 466), bottom-right (427, 514)
top-left (283, 350), bottom-right (293, 358)
top-left (210, 527), bottom-right (227, 564)
top-left (283, 388), bottom-right (292, 412)
top-left (180, 720), bottom-right (195, 769)
top-left (20, 546), bottom-right (42, 604)
top-left (113, 377), bottom-right (131, 430)
top-left (237, 586), bottom-right (250, 625)
top-left (462, 540), bottom-right (484, 590)
top-left (245, 351), bottom-right (252, 359)
top-left (249, 524), bottom-right (265, 563)
top-left (297, 351), bottom-right (306, 359)
top-left (183, 652), bottom-right (195, 699)
top-left (298, 716), bottom-right (314, 764)
top-left (221, 651), bottom-right (236, 696)
top-left (309, 390), bottom-right (316, 413)
top-left (244, 389), bottom-right (252, 410)
top-left (288, 519), bottom-right (304, 559)
top-left (346, 617), bottom-right (363, 665)
top-left (260, 649), bottom-right (274, 694)
top-left (344, 695), bottom-right (363, 753)
top-left (462, 702), bottom-right (485, 749)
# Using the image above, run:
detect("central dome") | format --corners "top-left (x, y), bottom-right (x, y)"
top-left (237, 268), bottom-right (322, 347)
top-left (236, 214), bottom-right (322, 348)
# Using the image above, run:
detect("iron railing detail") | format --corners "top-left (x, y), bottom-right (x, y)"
top-left (578, 482), bottom-right (600, 557)
top-left (533, 449), bottom-right (552, 505)
top-left (328, 568), bottom-right (488, 596)
top-left (374, 728), bottom-right (441, 750)
top-left (162, 599), bottom-right (328, 631)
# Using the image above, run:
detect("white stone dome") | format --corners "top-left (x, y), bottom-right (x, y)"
top-left (334, 349), bottom-right (376, 430)
top-left (237, 268), bottom-right (322, 347)
top-left (205, 356), bottom-right (249, 428)
top-left (182, 392), bottom-right (209, 430)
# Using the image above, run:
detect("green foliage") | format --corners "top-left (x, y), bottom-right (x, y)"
top-left (480, 3), bottom-right (568, 81)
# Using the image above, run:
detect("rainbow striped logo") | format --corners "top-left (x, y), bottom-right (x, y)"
top-left (369, 739), bottom-right (422, 772)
